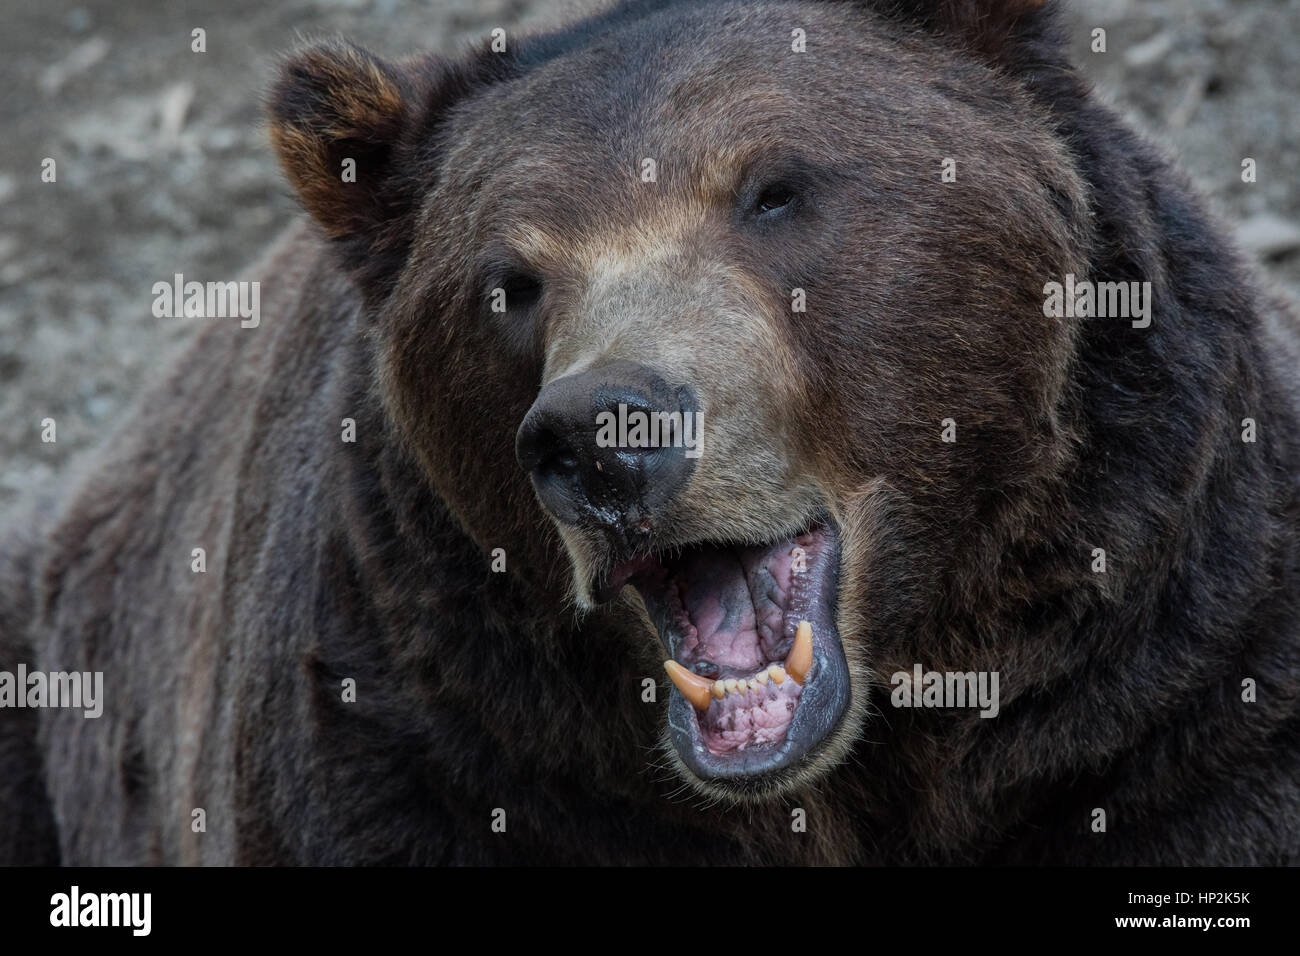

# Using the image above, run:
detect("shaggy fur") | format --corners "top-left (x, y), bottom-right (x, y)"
top-left (2, 0), bottom-right (1297, 864)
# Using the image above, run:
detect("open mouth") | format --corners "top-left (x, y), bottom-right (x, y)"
top-left (604, 519), bottom-right (851, 785)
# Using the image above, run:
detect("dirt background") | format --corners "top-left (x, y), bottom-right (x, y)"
top-left (1, 0), bottom-right (1297, 510)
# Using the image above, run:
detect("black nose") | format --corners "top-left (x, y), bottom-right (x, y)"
top-left (516, 360), bottom-right (698, 539)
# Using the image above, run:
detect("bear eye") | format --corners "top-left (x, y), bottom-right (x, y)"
top-left (497, 271), bottom-right (543, 311)
top-left (753, 183), bottom-right (797, 217)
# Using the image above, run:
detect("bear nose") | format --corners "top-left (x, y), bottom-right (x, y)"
top-left (516, 360), bottom-right (698, 539)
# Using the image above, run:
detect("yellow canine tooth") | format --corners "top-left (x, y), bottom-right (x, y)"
top-left (786, 621), bottom-right (813, 685)
top-left (664, 660), bottom-right (714, 712)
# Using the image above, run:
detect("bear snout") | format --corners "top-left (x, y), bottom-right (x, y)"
top-left (516, 359), bottom-right (699, 542)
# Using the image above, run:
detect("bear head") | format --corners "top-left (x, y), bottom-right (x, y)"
top-left (269, 0), bottom-right (1093, 800)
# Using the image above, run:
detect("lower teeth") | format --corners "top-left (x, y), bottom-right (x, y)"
top-left (664, 620), bottom-right (813, 712)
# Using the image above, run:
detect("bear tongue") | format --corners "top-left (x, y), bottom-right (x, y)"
top-left (674, 544), bottom-right (790, 669)
top-left (677, 548), bottom-right (763, 668)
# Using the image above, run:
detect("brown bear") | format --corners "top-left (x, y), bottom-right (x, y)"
top-left (2, 0), bottom-right (1298, 865)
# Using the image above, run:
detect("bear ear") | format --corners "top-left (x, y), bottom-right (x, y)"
top-left (875, 0), bottom-right (1055, 67)
top-left (267, 40), bottom-right (422, 241)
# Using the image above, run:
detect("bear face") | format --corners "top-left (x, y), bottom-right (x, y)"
top-left (270, 1), bottom-right (1091, 798)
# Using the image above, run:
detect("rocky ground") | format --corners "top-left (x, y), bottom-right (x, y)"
top-left (1, 0), bottom-right (1297, 509)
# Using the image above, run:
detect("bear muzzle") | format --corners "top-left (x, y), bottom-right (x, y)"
top-left (515, 359), bottom-right (699, 551)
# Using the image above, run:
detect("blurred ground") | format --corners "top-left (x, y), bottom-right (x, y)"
top-left (1, 0), bottom-right (1297, 509)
